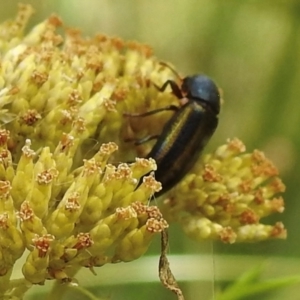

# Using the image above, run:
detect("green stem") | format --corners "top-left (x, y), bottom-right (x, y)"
top-left (10, 278), bottom-right (32, 298)
top-left (47, 266), bottom-right (81, 300)
top-left (47, 281), bottom-right (69, 300)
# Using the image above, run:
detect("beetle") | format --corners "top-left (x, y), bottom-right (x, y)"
top-left (125, 64), bottom-right (221, 197)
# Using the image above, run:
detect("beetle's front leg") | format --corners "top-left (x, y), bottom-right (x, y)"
top-left (153, 80), bottom-right (183, 99)
top-left (123, 105), bottom-right (178, 118)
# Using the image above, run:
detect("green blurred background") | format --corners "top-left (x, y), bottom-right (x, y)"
top-left (1, 1), bottom-right (299, 299)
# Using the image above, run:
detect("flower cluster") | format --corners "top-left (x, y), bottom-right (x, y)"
top-left (161, 138), bottom-right (286, 243)
top-left (0, 4), bottom-right (171, 294)
top-left (0, 3), bottom-right (286, 298)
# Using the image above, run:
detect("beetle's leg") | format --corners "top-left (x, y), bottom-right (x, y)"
top-left (123, 105), bottom-right (178, 118)
top-left (124, 135), bottom-right (159, 145)
top-left (154, 80), bottom-right (183, 98)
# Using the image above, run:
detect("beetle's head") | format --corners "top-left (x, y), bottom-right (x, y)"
top-left (182, 75), bottom-right (220, 114)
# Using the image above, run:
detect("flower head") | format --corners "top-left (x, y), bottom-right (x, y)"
top-left (0, 4), bottom-right (286, 298)
top-left (0, 4), bottom-right (170, 292)
top-left (161, 138), bottom-right (286, 243)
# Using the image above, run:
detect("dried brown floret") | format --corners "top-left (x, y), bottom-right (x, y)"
top-left (32, 234), bottom-right (54, 257)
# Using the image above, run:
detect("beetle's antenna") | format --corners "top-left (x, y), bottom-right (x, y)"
top-left (159, 62), bottom-right (182, 81)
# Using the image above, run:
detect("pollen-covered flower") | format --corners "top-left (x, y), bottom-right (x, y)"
top-left (0, 4), bottom-right (286, 299)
